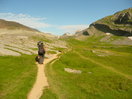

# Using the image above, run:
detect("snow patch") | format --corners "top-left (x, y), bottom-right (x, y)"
top-left (106, 33), bottom-right (111, 35)
top-left (128, 36), bottom-right (132, 40)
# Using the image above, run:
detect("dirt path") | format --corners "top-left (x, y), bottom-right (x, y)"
top-left (27, 53), bottom-right (59, 99)
top-left (75, 51), bottom-right (132, 80)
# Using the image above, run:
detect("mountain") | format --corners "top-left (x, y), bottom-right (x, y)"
top-left (60, 32), bottom-right (74, 39)
top-left (0, 19), bottom-right (66, 56)
top-left (75, 8), bottom-right (132, 45)
top-left (89, 8), bottom-right (132, 36)
top-left (0, 19), bottom-right (39, 32)
top-left (78, 8), bottom-right (132, 36)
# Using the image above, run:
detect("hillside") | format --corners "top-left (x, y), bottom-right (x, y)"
top-left (90, 8), bottom-right (132, 36)
top-left (0, 19), bottom-right (39, 32)
top-left (0, 19), bottom-right (67, 99)
top-left (75, 8), bottom-right (132, 45)
top-left (0, 19), bottom-right (67, 56)
top-left (41, 37), bottom-right (132, 99)
top-left (43, 9), bottom-right (132, 98)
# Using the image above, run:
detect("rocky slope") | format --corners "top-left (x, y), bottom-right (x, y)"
top-left (0, 19), bottom-right (67, 56)
top-left (75, 8), bottom-right (132, 45)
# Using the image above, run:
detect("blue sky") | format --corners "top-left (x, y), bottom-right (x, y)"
top-left (0, 0), bottom-right (131, 35)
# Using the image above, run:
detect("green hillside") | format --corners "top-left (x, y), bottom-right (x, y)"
top-left (41, 8), bottom-right (132, 98)
top-left (41, 36), bottom-right (132, 99)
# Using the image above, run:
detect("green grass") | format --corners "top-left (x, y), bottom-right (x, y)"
top-left (78, 48), bottom-right (132, 76)
top-left (47, 51), bottom-right (57, 54)
top-left (51, 47), bottom-right (66, 52)
top-left (42, 37), bottom-right (132, 99)
top-left (0, 55), bottom-right (37, 99)
top-left (40, 88), bottom-right (58, 99)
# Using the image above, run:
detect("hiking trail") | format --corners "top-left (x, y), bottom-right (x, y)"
top-left (27, 53), bottom-right (59, 99)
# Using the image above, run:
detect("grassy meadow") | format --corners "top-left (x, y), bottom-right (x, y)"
top-left (0, 35), bottom-right (132, 99)
top-left (41, 36), bottom-right (132, 99)
top-left (0, 55), bottom-right (37, 99)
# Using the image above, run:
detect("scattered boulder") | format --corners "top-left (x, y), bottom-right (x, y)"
top-left (64, 68), bottom-right (82, 74)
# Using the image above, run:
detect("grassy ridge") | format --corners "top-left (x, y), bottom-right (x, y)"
top-left (42, 37), bottom-right (132, 99)
top-left (0, 55), bottom-right (37, 99)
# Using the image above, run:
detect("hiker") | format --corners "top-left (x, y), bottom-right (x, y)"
top-left (35, 41), bottom-right (46, 64)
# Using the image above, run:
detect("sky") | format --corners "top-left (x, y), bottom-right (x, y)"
top-left (0, 0), bottom-right (131, 35)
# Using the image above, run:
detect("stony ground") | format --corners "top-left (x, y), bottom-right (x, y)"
top-left (0, 29), bottom-right (67, 56)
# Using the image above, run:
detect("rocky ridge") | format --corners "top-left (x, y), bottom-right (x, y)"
top-left (75, 8), bottom-right (132, 45)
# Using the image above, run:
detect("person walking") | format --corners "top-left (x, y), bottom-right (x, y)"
top-left (35, 41), bottom-right (46, 64)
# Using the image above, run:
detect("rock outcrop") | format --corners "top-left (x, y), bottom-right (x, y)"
top-left (76, 8), bottom-right (132, 37)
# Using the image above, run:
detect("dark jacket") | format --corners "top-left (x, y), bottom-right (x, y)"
top-left (38, 46), bottom-right (45, 57)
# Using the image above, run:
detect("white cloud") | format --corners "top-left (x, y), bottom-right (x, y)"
top-left (58, 24), bottom-right (89, 33)
top-left (0, 13), bottom-right (51, 28)
top-left (0, 12), bottom-right (89, 35)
